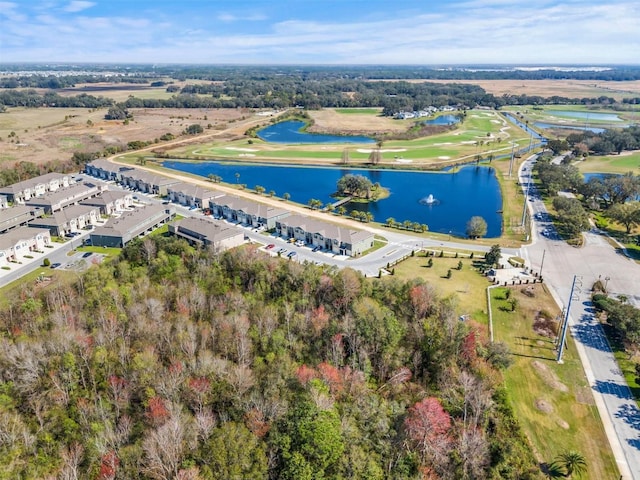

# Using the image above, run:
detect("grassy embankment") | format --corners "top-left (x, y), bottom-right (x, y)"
top-left (389, 253), bottom-right (620, 479)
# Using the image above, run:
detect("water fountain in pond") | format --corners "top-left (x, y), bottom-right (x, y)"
top-left (419, 194), bottom-right (440, 205)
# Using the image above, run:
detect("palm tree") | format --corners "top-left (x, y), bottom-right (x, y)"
top-left (235, 172), bottom-right (240, 183)
top-left (365, 212), bottom-right (374, 223)
top-left (282, 192), bottom-right (290, 202)
top-left (268, 190), bottom-right (275, 197)
top-left (551, 451), bottom-right (587, 478)
top-left (254, 185), bottom-right (265, 195)
top-left (402, 220), bottom-right (412, 230)
top-left (421, 224), bottom-right (428, 233)
top-left (325, 204), bottom-right (335, 214)
top-left (337, 206), bottom-right (347, 216)
top-left (386, 217), bottom-right (396, 228)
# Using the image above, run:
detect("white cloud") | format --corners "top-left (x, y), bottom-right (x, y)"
top-left (63, 1), bottom-right (95, 13)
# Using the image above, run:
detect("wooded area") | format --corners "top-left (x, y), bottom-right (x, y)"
top-left (0, 236), bottom-right (540, 479)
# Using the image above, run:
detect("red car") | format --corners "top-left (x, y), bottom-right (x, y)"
top-left (265, 244), bottom-right (275, 250)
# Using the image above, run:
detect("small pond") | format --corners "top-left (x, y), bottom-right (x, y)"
top-left (423, 115), bottom-right (460, 126)
top-left (257, 120), bottom-right (375, 144)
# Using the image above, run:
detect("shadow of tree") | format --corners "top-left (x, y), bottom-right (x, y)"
top-left (628, 438), bottom-right (640, 451)
top-left (593, 380), bottom-right (634, 400)
top-left (571, 318), bottom-right (611, 353)
top-left (540, 461), bottom-right (565, 478)
top-left (615, 403), bottom-right (640, 433)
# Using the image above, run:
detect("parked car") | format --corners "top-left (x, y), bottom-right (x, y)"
top-left (312, 245), bottom-right (322, 252)
top-left (82, 252), bottom-right (92, 258)
top-left (50, 263), bottom-right (61, 269)
top-left (287, 251), bottom-right (297, 258)
top-left (266, 244), bottom-right (275, 250)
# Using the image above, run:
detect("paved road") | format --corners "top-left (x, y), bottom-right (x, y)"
top-left (519, 156), bottom-right (640, 480)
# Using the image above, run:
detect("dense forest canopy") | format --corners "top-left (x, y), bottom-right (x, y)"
top-left (0, 236), bottom-right (541, 479)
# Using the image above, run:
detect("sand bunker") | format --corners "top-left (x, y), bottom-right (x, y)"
top-left (225, 147), bottom-right (259, 152)
top-left (433, 142), bottom-right (453, 146)
top-left (356, 148), bottom-right (407, 153)
top-left (438, 156), bottom-right (451, 160)
top-left (556, 419), bottom-right (570, 429)
top-left (238, 153), bottom-right (255, 157)
top-left (395, 159), bottom-right (413, 163)
top-left (535, 398), bottom-right (553, 413)
top-left (532, 360), bottom-right (569, 392)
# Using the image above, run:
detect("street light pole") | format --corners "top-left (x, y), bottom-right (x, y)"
top-left (540, 249), bottom-right (546, 278)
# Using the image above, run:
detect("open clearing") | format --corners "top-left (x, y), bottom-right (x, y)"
top-left (419, 79), bottom-right (640, 101)
top-left (577, 152), bottom-right (640, 174)
top-left (0, 106), bottom-right (250, 166)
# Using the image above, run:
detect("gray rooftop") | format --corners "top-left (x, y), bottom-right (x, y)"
top-left (93, 204), bottom-right (174, 236)
top-left (172, 217), bottom-right (243, 243)
top-left (212, 194), bottom-right (289, 218)
top-left (25, 182), bottom-right (101, 207)
top-left (0, 172), bottom-right (69, 195)
top-left (30, 205), bottom-right (98, 227)
top-left (80, 189), bottom-right (131, 206)
top-left (121, 168), bottom-right (180, 187)
top-left (0, 226), bottom-right (50, 250)
top-left (0, 205), bottom-right (35, 224)
top-left (168, 182), bottom-right (222, 200)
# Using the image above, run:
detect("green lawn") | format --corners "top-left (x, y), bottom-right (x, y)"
top-left (577, 153), bottom-right (640, 174)
top-left (491, 285), bottom-right (619, 479)
top-left (386, 251), bottom-right (490, 323)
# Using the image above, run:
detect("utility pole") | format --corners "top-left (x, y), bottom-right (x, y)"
top-left (508, 143), bottom-right (516, 178)
top-left (557, 275), bottom-right (582, 364)
top-left (521, 172), bottom-right (530, 227)
top-left (539, 249), bottom-right (546, 278)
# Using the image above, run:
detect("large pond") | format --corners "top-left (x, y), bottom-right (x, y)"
top-left (257, 120), bottom-right (375, 144)
top-left (548, 110), bottom-right (624, 122)
top-left (534, 122), bottom-right (606, 134)
top-left (162, 161), bottom-right (503, 237)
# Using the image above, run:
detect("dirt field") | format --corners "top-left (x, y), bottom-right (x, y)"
top-left (393, 79), bottom-right (640, 101)
top-left (0, 107), bottom-right (251, 167)
top-left (307, 109), bottom-right (406, 134)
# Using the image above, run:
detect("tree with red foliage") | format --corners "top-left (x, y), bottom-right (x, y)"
top-left (98, 450), bottom-right (119, 480)
top-left (404, 397), bottom-right (452, 468)
top-left (317, 362), bottom-right (344, 395)
top-left (461, 329), bottom-right (478, 364)
top-left (146, 396), bottom-right (170, 427)
top-left (296, 364), bottom-right (318, 385)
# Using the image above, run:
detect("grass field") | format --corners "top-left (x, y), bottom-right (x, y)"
top-left (387, 251), bottom-right (491, 323)
top-left (491, 285), bottom-right (620, 479)
top-left (577, 152), bottom-right (640, 174)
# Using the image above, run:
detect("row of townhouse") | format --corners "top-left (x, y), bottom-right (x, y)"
top-left (84, 160), bottom-right (181, 196)
top-left (29, 205), bottom-right (100, 237)
top-left (166, 182), bottom-right (225, 209)
top-left (0, 172), bottom-right (74, 204)
top-left (0, 226), bottom-right (51, 268)
top-left (394, 105), bottom-right (458, 120)
top-left (0, 195), bottom-right (8, 209)
top-left (209, 194), bottom-right (290, 229)
top-left (0, 206), bottom-right (44, 234)
top-left (275, 214), bottom-right (374, 256)
top-left (24, 181), bottom-right (106, 214)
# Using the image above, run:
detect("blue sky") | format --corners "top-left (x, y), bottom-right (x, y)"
top-left (0, 0), bottom-right (638, 64)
